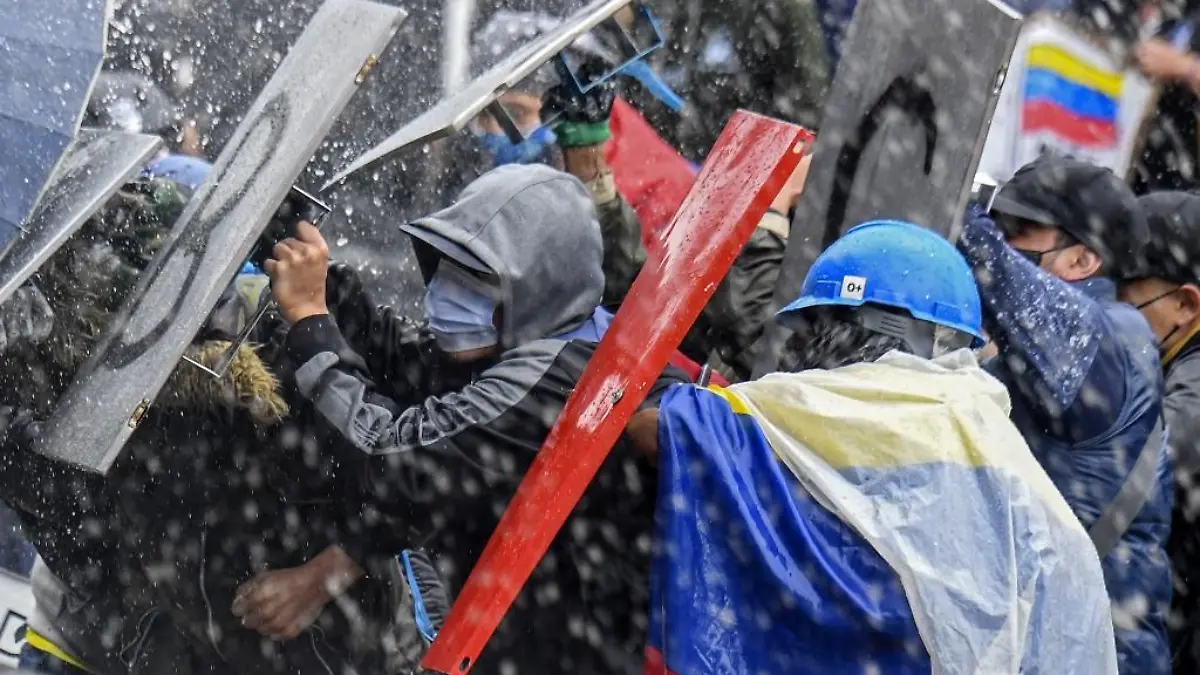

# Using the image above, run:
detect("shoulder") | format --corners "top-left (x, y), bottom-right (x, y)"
top-left (1102, 301), bottom-right (1163, 381)
top-left (1168, 349), bottom-right (1200, 391)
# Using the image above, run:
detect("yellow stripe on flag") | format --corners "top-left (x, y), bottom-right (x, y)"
top-left (1026, 44), bottom-right (1123, 97)
top-left (706, 385), bottom-right (752, 415)
top-left (25, 628), bottom-right (92, 673)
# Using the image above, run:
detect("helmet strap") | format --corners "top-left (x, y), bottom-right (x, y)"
top-left (848, 306), bottom-right (938, 359)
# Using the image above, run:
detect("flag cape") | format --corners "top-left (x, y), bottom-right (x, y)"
top-left (648, 350), bottom-right (1118, 675)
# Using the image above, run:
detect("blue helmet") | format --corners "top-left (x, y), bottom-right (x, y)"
top-left (778, 220), bottom-right (984, 348)
top-left (142, 154), bottom-right (212, 194)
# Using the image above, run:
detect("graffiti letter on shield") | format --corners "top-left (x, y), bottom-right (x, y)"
top-left (826, 71), bottom-right (938, 240)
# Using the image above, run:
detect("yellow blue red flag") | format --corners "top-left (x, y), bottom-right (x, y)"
top-left (647, 350), bottom-right (1117, 674)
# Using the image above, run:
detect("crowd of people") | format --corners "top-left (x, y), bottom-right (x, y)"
top-left (9, 1), bottom-right (1200, 674)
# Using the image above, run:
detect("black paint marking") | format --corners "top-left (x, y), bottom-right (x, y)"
top-left (100, 95), bottom-right (291, 368)
top-left (824, 71), bottom-right (938, 248)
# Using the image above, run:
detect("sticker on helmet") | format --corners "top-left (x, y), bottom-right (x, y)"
top-left (841, 275), bottom-right (867, 300)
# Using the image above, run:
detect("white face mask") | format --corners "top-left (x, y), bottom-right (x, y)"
top-left (424, 263), bottom-right (499, 353)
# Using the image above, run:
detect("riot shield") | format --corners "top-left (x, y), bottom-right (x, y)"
top-left (34, 0), bottom-right (405, 474)
top-left (0, 129), bottom-right (162, 305)
top-left (323, 0), bottom-right (650, 188)
top-left (421, 112), bottom-right (814, 675)
top-left (753, 0), bottom-right (1022, 377)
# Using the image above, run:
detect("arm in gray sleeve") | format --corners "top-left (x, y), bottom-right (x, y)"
top-left (286, 314), bottom-right (557, 469)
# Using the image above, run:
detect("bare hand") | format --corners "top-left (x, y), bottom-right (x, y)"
top-left (770, 153), bottom-right (813, 214)
top-left (264, 220), bottom-right (329, 324)
top-left (626, 408), bottom-right (660, 457)
top-left (232, 566), bottom-right (330, 641)
top-left (1134, 39), bottom-right (1196, 82)
top-left (232, 546), bottom-right (364, 641)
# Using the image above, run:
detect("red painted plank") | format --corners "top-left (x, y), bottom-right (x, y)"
top-left (421, 110), bottom-right (814, 674)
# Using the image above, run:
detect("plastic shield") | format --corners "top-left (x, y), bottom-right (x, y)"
top-left (754, 0), bottom-right (1021, 377)
top-left (0, 129), bottom-right (162, 305)
top-left (420, 111), bottom-right (814, 675)
top-left (34, 0), bottom-right (405, 474)
top-left (323, 0), bottom-right (643, 188)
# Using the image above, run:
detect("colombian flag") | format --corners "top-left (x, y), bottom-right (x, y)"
top-left (646, 351), bottom-right (1118, 675)
top-left (1021, 44), bottom-right (1122, 147)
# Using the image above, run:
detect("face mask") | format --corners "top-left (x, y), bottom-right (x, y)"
top-left (424, 263), bottom-right (499, 353)
top-left (1135, 285), bottom-right (1184, 351)
top-left (476, 124), bottom-right (556, 167)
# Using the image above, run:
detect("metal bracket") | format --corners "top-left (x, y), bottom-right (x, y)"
top-left (128, 399), bottom-right (150, 429)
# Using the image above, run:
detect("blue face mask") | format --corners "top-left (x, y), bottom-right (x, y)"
top-left (424, 263), bottom-right (499, 353)
top-left (477, 125), bottom-right (557, 167)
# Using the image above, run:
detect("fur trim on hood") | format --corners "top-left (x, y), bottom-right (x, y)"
top-left (159, 341), bottom-right (288, 426)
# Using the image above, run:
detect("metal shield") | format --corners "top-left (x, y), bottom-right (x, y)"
top-left (322, 0), bottom-right (636, 188)
top-left (754, 0), bottom-right (1022, 377)
top-left (35, 0), bottom-right (406, 473)
top-left (0, 129), bottom-right (163, 305)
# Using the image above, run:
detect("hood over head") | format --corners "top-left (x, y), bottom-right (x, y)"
top-left (402, 164), bottom-right (604, 350)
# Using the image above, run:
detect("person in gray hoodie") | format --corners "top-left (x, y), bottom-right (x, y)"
top-left (260, 164), bottom-right (689, 674)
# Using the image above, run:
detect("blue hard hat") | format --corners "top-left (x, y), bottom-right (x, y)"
top-left (778, 220), bottom-right (984, 345)
top-left (142, 154), bottom-right (212, 192)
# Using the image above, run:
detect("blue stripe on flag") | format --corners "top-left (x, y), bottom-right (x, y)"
top-left (1023, 68), bottom-right (1118, 122)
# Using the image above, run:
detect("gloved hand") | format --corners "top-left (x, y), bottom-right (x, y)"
top-left (0, 284), bottom-right (54, 354)
top-left (541, 62), bottom-right (617, 149)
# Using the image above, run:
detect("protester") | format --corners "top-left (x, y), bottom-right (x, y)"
top-left (87, 70), bottom-right (203, 158)
top-left (679, 153), bottom-right (812, 381)
top-left (961, 155), bottom-right (1172, 674)
top-left (0, 173), bottom-right (201, 675)
top-left (1119, 190), bottom-right (1200, 674)
top-left (627, 220), bottom-right (1118, 674)
top-left (264, 163), bottom-right (690, 673)
top-left (1133, 7), bottom-right (1200, 193)
top-left (0, 163), bottom-right (435, 675)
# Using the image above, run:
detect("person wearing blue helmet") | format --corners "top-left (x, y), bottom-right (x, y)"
top-left (627, 220), bottom-right (1118, 674)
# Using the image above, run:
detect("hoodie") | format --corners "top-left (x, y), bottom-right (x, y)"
top-left (286, 164), bottom-right (689, 674)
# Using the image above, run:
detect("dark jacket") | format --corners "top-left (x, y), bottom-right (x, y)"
top-left (0, 183), bottom-right (417, 675)
top-left (287, 165), bottom-right (689, 674)
top-left (680, 215), bottom-right (788, 382)
top-left (595, 189), bottom-right (646, 311)
top-left (1164, 332), bottom-right (1200, 674)
top-left (959, 213), bottom-right (1173, 675)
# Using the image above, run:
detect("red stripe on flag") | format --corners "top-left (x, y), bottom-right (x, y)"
top-left (644, 646), bottom-right (682, 675)
top-left (1021, 100), bottom-right (1118, 147)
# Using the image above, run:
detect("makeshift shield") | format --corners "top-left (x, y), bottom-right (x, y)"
top-left (322, 0), bottom-right (662, 188)
top-left (420, 111), bottom-right (814, 675)
top-left (0, 129), bottom-right (163, 306)
top-left (753, 0), bottom-right (1021, 377)
top-left (34, 0), bottom-right (405, 474)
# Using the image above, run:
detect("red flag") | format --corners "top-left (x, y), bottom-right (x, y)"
top-left (605, 98), bottom-right (696, 259)
top-left (421, 111), bottom-right (814, 675)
